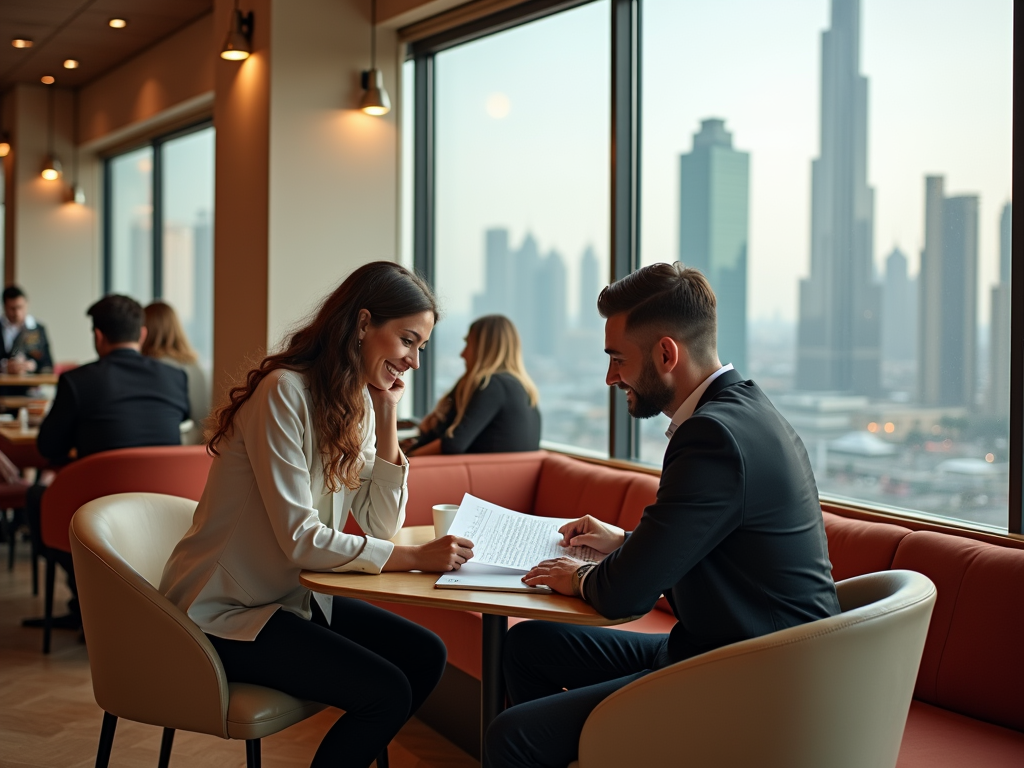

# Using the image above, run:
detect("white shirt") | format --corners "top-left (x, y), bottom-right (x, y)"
top-left (1, 314), bottom-right (37, 353)
top-left (160, 369), bottom-right (409, 640)
top-left (664, 364), bottom-right (734, 439)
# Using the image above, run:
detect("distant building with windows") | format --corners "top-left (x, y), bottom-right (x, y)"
top-left (678, 118), bottom-right (749, 373)
top-left (796, 0), bottom-right (881, 396)
top-left (578, 245), bottom-right (603, 331)
top-left (988, 201), bottom-right (1012, 415)
top-left (917, 176), bottom-right (979, 408)
top-left (881, 246), bottom-right (916, 366)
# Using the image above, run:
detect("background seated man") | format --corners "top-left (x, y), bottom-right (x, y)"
top-left (484, 263), bottom-right (840, 768)
top-left (1, 285), bottom-right (54, 400)
top-left (23, 294), bottom-right (190, 631)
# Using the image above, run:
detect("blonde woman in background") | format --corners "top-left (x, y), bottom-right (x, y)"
top-left (407, 314), bottom-right (541, 455)
top-left (142, 302), bottom-right (210, 444)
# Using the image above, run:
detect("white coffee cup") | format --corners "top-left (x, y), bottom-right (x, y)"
top-left (432, 504), bottom-right (460, 538)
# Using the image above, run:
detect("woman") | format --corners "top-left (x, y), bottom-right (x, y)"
top-left (160, 262), bottom-right (474, 768)
top-left (141, 301), bottom-right (210, 444)
top-left (408, 315), bottom-right (540, 456)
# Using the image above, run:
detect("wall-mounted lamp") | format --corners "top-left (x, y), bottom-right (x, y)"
top-left (220, 1), bottom-right (253, 61)
top-left (0, 135), bottom-right (10, 158)
top-left (41, 87), bottom-right (62, 181)
top-left (359, 0), bottom-right (390, 116)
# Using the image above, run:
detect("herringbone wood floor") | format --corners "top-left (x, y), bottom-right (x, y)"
top-left (0, 536), bottom-right (478, 768)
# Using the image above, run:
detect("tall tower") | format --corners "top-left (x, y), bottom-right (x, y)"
top-left (578, 245), bottom-right (603, 330)
top-left (988, 201), bottom-right (1012, 414)
top-left (534, 249), bottom-right (567, 355)
top-left (473, 228), bottom-right (512, 319)
top-left (796, 0), bottom-right (880, 394)
top-left (917, 177), bottom-right (979, 407)
top-left (678, 118), bottom-right (750, 372)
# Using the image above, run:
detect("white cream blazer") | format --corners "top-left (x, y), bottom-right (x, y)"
top-left (160, 369), bottom-right (408, 640)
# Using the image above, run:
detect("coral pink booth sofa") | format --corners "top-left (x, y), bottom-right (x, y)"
top-left (348, 451), bottom-right (1024, 766)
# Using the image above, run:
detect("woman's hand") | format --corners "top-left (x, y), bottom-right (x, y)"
top-left (558, 516), bottom-right (625, 554)
top-left (367, 375), bottom-right (406, 413)
top-left (383, 535), bottom-right (475, 572)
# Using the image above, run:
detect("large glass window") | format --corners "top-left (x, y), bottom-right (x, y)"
top-left (106, 124), bottom-right (214, 369)
top-left (639, 0), bottom-right (1013, 529)
top-left (430, 1), bottom-right (611, 455)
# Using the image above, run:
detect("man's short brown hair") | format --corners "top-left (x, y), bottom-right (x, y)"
top-left (597, 262), bottom-right (718, 367)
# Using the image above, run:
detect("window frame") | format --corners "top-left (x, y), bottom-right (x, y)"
top-left (101, 119), bottom-right (213, 299)
top-left (406, 0), bottom-right (1022, 535)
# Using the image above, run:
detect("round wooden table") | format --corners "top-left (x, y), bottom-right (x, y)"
top-left (300, 525), bottom-right (633, 754)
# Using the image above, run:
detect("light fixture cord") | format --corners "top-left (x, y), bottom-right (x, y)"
top-left (47, 86), bottom-right (54, 156)
top-left (73, 87), bottom-right (79, 183)
top-left (370, 0), bottom-right (377, 69)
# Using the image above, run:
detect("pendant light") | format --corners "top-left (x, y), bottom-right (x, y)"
top-left (220, 0), bottom-right (253, 61)
top-left (359, 0), bottom-right (390, 116)
top-left (0, 91), bottom-right (10, 158)
top-left (41, 86), bottom-right (62, 181)
top-left (71, 88), bottom-right (84, 204)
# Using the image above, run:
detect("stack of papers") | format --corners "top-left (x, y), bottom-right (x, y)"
top-left (435, 494), bottom-right (601, 593)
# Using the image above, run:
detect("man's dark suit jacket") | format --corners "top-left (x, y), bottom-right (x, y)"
top-left (583, 368), bottom-right (840, 664)
top-left (37, 348), bottom-right (190, 462)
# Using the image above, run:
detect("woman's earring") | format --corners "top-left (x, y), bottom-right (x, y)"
top-left (358, 339), bottom-right (362, 349)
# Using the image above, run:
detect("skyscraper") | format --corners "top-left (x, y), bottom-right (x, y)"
top-left (578, 245), bottom-right (603, 331)
top-left (988, 201), bottom-right (1012, 415)
top-left (534, 250), bottom-right (567, 355)
top-left (678, 118), bottom-right (749, 373)
top-left (473, 228), bottom-right (513, 319)
top-left (796, 0), bottom-right (880, 395)
top-left (881, 246), bottom-right (916, 366)
top-left (918, 176), bottom-right (979, 407)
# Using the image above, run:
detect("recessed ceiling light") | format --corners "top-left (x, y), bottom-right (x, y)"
top-left (11, 38), bottom-right (33, 48)
top-left (41, 75), bottom-right (55, 85)
top-left (108, 18), bottom-right (127, 29)
top-left (63, 59), bottom-right (79, 69)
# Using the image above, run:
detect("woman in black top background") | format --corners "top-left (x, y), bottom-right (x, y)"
top-left (407, 315), bottom-right (541, 455)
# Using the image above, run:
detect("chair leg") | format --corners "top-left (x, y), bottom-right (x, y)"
top-left (245, 739), bottom-right (262, 768)
top-left (43, 552), bottom-right (55, 654)
top-left (157, 728), bottom-right (175, 768)
top-left (376, 746), bottom-right (389, 768)
top-left (95, 711), bottom-right (118, 768)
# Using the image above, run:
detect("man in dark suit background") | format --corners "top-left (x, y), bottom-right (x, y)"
top-left (484, 263), bottom-right (840, 768)
top-left (24, 294), bottom-right (190, 630)
top-left (2, 285), bottom-right (54, 398)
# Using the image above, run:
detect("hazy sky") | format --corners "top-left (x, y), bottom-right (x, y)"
top-left (419, 0), bottom-right (1012, 324)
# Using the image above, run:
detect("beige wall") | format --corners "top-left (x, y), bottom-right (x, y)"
top-left (79, 14), bottom-right (215, 146)
top-left (266, 0), bottom-right (401, 348)
top-left (7, 85), bottom-right (99, 365)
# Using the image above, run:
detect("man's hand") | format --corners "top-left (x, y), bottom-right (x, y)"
top-left (558, 516), bottom-right (625, 554)
top-left (521, 556), bottom-right (584, 595)
top-left (5, 358), bottom-right (32, 374)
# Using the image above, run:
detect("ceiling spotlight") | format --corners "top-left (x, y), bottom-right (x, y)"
top-left (64, 59), bottom-right (79, 69)
top-left (220, 1), bottom-right (253, 61)
top-left (108, 18), bottom-right (128, 29)
top-left (11, 38), bottom-right (33, 49)
top-left (41, 75), bottom-right (55, 85)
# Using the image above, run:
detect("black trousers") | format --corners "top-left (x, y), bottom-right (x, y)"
top-left (483, 621), bottom-right (672, 768)
top-left (207, 596), bottom-right (446, 768)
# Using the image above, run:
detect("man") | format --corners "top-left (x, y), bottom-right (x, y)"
top-left (24, 294), bottom-right (190, 630)
top-left (484, 263), bottom-right (840, 768)
top-left (2, 286), bottom-right (54, 397)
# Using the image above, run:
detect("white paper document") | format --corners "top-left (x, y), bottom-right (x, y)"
top-left (435, 494), bottom-right (601, 592)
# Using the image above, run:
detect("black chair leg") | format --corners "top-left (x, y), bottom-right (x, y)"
top-left (376, 746), bottom-right (389, 768)
top-left (31, 534), bottom-right (38, 594)
top-left (5, 509), bottom-right (14, 571)
top-left (245, 738), bottom-right (262, 768)
top-left (158, 728), bottom-right (175, 768)
top-left (95, 711), bottom-right (118, 768)
top-left (43, 552), bottom-right (55, 654)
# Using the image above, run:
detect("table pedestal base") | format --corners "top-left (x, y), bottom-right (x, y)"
top-left (481, 614), bottom-right (508, 749)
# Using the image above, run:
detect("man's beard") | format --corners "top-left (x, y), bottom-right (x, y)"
top-left (623, 357), bottom-right (674, 419)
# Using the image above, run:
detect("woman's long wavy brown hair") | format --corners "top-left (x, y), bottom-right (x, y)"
top-left (207, 261), bottom-right (438, 492)
top-left (443, 315), bottom-right (538, 437)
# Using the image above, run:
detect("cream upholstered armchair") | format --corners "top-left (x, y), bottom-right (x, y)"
top-left (69, 492), bottom-right (326, 768)
top-left (568, 570), bottom-right (936, 768)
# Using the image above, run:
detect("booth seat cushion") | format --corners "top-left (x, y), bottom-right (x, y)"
top-left (892, 531), bottom-right (1024, 732)
top-left (897, 701), bottom-right (1024, 768)
top-left (533, 454), bottom-right (644, 526)
top-left (822, 512), bottom-right (911, 582)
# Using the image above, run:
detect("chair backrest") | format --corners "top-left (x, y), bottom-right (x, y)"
top-left (69, 492), bottom-right (230, 738)
top-left (42, 445), bottom-right (212, 553)
top-left (575, 570), bottom-right (937, 768)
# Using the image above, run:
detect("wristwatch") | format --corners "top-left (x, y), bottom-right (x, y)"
top-left (571, 563), bottom-right (597, 599)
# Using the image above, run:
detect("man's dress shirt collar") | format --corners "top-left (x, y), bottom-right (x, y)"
top-left (664, 364), bottom-right (734, 440)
